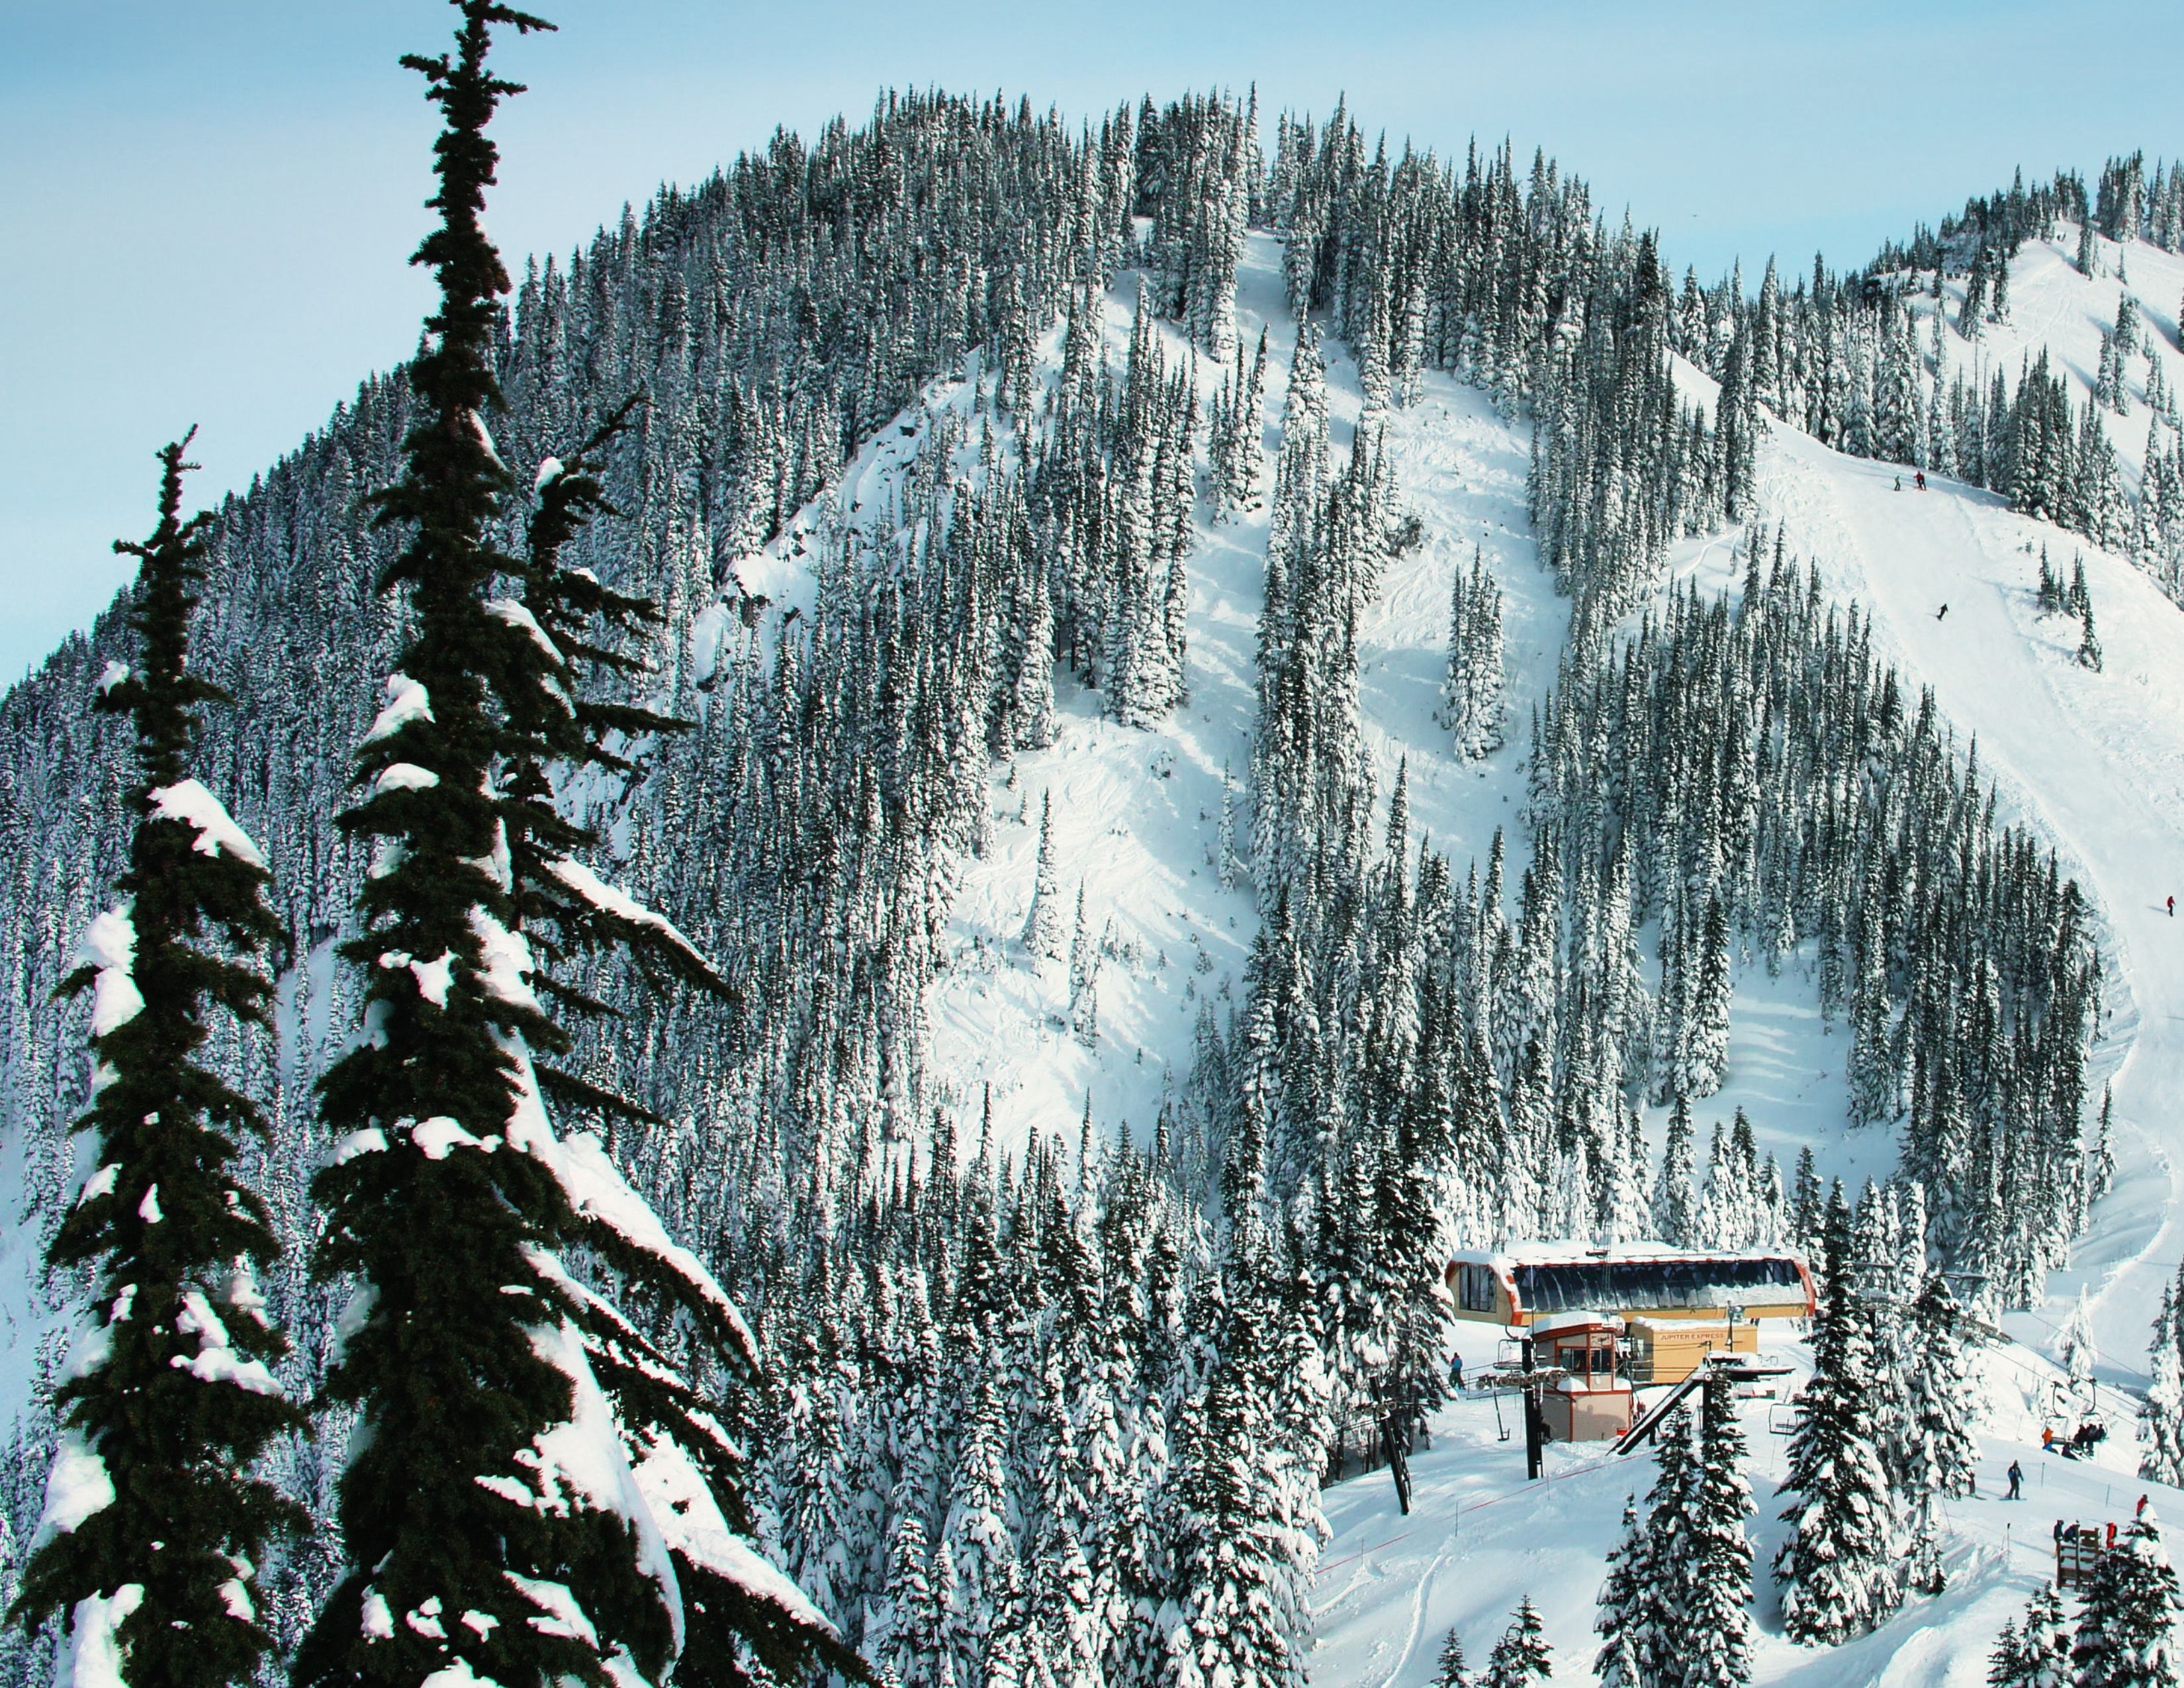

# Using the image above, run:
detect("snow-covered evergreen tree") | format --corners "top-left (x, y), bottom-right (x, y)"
top-left (11, 438), bottom-right (302, 1688)
top-left (1024, 792), bottom-right (1066, 960)
top-left (1438, 547), bottom-right (1505, 761)
top-left (2145, 1273), bottom-right (2184, 1485)
top-left (1901, 1272), bottom-right (1979, 1590)
top-left (1993, 1585), bottom-right (2073, 1688)
top-left (298, 9), bottom-right (844, 1685)
top-left (1683, 1374), bottom-right (1755, 1688)
top-left (2080, 594), bottom-right (2106, 671)
top-left (1434, 1624), bottom-right (1474, 1688)
top-left (1482, 1598), bottom-right (1553, 1688)
top-left (2026, 1585), bottom-right (2074, 1688)
top-left (2072, 1508), bottom-right (2181, 1688)
top-left (2059, 1288), bottom-right (2101, 1407)
top-left (1068, 886), bottom-right (1101, 1049)
top-left (1680, 896), bottom-right (1733, 1099)
top-left (1774, 1182), bottom-right (1902, 1644)
top-left (941, 1349), bottom-right (1020, 1687)
top-left (1594, 1497), bottom-right (1647, 1688)
top-left (1651, 1094), bottom-right (1698, 1245)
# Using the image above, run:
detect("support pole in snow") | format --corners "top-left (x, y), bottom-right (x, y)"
top-left (1522, 1336), bottom-right (1546, 1481)
top-left (1378, 1407), bottom-right (1414, 1515)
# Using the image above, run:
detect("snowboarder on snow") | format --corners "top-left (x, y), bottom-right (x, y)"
top-left (1936, 604), bottom-right (1948, 621)
top-left (1895, 475), bottom-right (1903, 491)
top-left (2007, 1459), bottom-right (2025, 1499)
top-left (2168, 896), bottom-right (2174, 917)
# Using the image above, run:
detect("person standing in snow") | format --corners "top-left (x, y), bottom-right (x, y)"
top-left (2007, 1459), bottom-right (2026, 1499)
top-left (2167, 896), bottom-right (2173, 918)
top-left (1916, 471), bottom-right (1927, 490)
top-left (1449, 1351), bottom-right (1465, 1391)
top-left (1936, 604), bottom-right (1948, 620)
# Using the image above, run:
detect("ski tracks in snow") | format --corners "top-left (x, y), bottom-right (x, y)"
top-left (1377, 1512), bottom-right (1463, 1688)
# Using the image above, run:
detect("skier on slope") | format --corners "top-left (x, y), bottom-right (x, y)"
top-left (2167, 895), bottom-right (2174, 917)
top-left (1936, 604), bottom-right (1948, 621)
top-left (1916, 470), bottom-right (1927, 490)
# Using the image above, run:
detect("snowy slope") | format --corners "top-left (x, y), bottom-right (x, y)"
top-left (1752, 395), bottom-right (2184, 1383)
top-left (1311, 1330), bottom-right (2169, 1688)
top-left (700, 214), bottom-right (2184, 1683)
top-left (1304, 232), bottom-right (2184, 1688)
top-left (1904, 226), bottom-right (2184, 494)
top-left (913, 232), bottom-right (1561, 1156)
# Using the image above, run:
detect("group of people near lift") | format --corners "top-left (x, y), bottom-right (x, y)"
top-left (2042, 1420), bottom-right (2111, 1458)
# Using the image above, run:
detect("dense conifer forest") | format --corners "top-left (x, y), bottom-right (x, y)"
top-left (3, 5), bottom-right (2179, 1682)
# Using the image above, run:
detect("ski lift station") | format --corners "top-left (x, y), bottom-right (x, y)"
top-left (1525, 1310), bottom-right (1635, 1443)
top-left (1446, 1242), bottom-right (1816, 1425)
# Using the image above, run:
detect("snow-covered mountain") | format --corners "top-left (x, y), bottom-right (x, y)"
top-left (1303, 221), bottom-right (2184, 1688)
top-left (3, 77), bottom-right (2183, 1686)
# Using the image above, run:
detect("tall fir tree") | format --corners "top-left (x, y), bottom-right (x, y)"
top-left (11, 436), bottom-right (302, 1687)
top-left (1631, 1405), bottom-right (1698, 1688)
top-left (1774, 1182), bottom-right (1902, 1644)
top-left (1024, 792), bottom-right (1066, 960)
top-left (1901, 1272), bottom-right (1980, 1591)
top-left (298, 7), bottom-right (847, 1686)
top-left (1683, 1375), bottom-right (1754, 1688)
top-left (1594, 1497), bottom-right (1647, 1688)
top-left (1652, 1094), bottom-right (1698, 1244)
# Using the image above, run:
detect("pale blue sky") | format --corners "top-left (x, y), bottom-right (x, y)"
top-left (1, 1), bottom-right (2171, 682)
